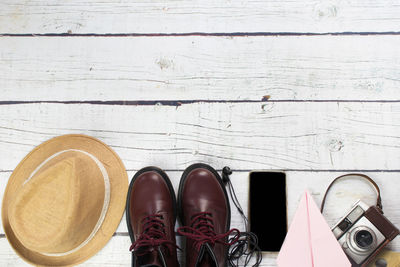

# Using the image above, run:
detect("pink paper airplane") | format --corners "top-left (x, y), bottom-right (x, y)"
top-left (277, 191), bottom-right (351, 267)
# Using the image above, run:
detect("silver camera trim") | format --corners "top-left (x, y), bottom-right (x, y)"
top-left (332, 200), bottom-right (369, 239)
top-left (346, 226), bottom-right (377, 255)
top-left (333, 200), bottom-right (386, 265)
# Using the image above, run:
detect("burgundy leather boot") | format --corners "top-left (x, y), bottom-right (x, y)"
top-left (177, 164), bottom-right (239, 267)
top-left (126, 167), bottom-right (179, 267)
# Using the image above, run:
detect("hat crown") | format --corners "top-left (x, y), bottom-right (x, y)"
top-left (8, 150), bottom-right (108, 256)
top-left (2, 135), bottom-right (128, 266)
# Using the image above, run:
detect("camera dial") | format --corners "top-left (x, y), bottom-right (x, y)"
top-left (346, 226), bottom-right (377, 255)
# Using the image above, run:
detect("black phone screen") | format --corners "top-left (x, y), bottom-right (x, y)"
top-left (249, 171), bottom-right (287, 251)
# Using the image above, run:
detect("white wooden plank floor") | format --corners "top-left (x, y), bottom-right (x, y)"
top-left (1, 1), bottom-right (399, 266)
top-left (1, 0), bottom-right (400, 34)
top-left (1, 36), bottom-right (400, 101)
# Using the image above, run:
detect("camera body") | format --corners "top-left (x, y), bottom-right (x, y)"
top-left (332, 200), bottom-right (399, 266)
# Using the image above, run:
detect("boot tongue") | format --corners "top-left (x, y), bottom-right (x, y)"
top-left (195, 243), bottom-right (218, 267)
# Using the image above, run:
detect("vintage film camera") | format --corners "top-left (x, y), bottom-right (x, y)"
top-left (332, 200), bottom-right (399, 266)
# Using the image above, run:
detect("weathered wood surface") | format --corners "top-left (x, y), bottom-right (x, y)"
top-left (0, 236), bottom-right (191, 267)
top-left (1, 0), bottom-right (400, 34)
top-left (1, 0), bottom-right (399, 265)
top-left (1, 171), bottom-right (399, 266)
top-left (0, 102), bottom-right (399, 172)
top-left (1, 36), bottom-right (400, 102)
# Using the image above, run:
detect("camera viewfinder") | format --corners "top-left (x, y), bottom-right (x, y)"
top-left (338, 218), bottom-right (352, 232)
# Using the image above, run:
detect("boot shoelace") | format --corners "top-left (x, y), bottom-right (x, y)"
top-left (129, 214), bottom-right (178, 256)
top-left (177, 211), bottom-right (240, 251)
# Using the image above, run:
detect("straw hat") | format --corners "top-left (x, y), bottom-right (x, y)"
top-left (1, 134), bottom-right (128, 266)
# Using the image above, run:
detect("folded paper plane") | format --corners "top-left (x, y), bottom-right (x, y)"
top-left (277, 191), bottom-right (351, 267)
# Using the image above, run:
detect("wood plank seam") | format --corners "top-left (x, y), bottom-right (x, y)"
top-left (3, 170), bottom-right (400, 173)
top-left (1, 32), bottom-right (400, 37)
top-left (1, 100), bottom-right (400, 106)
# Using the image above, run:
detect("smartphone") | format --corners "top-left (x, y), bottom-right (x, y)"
top-left (249, 171), bottom-right (287, 251)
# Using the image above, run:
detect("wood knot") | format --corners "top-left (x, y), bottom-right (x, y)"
top-left (313, 2), bottom-right (338, 20)
top-left (156, 57), bottom-right (174, 70)
top-left (328, 139), bottom-right (344, 152)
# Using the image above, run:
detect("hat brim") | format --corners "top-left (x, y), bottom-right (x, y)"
top-left (1, 134), bottom-right (128, 266)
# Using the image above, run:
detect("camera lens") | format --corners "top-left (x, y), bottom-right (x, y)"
top-left (355, 230), bottom-right (374, 248)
